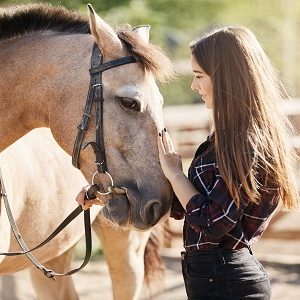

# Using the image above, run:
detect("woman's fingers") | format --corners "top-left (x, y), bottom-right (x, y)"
top-left (76, 187), bottom-right (94, 210)
top-left (157, 132), bottom-right (166, 156)
top-left (76, 189), bottom-right (86, 206)
top-left (165, 129), bottom-right (175, 153)
top-left (82, 200), bottom-right (94, 210)
top-left (76, 186), bottom-right (110, 210)
top-left (161, 128), bottom-right (175, 153)
top-left (158, 128), bottom-right (175, 154)
top-left (158, 128), bottom-right (176, 164)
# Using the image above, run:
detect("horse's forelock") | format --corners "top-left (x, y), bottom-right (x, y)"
top-left (118, 30), bottom-right (175, 83)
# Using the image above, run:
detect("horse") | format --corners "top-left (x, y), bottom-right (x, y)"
top-left (0, 3), bottom-right (174, 299)
top-left (0, 128), bottom-right (153, 300)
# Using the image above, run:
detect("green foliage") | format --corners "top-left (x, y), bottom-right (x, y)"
top-left (0, 0), bottom-right (130, 11)
top-left (86, 0), bottom-right (131, 12)
top-left (159, 75), bottom-right (202, 106)
top-left (146, 0), bottom-right (226, 29)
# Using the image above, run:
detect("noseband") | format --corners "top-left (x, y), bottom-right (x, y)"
top-left (72, 43), bottom-right (136, 197)
top-left (0, 43), bottom-right (136, 279)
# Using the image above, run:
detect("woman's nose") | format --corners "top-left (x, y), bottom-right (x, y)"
top-left (191, 79), bottom-right (198, 91)
top-left (191, 80), bottom-right (200, 92)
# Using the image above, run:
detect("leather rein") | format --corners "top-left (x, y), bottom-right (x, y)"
top-left (0, 43), bottom-right (136, 280)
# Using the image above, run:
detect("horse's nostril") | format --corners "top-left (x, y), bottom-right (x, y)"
top-left (141, 200), bottom-right (161, 226)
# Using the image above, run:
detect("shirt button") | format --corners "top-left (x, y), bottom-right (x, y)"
top-left (209, 278), bottom-right (213, 282)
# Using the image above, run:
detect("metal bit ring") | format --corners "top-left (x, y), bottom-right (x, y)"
top-left (91, 171), bottom-right (114, 195)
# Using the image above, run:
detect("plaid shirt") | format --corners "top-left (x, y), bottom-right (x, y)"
top-left (171, 133), bottom-right (280, 252)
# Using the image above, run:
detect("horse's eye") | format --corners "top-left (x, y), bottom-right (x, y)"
top-left (119, 97), bottom-right (140, 111)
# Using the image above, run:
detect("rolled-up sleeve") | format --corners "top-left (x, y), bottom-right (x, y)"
top-left (186, 170), bottom-right (245, 239)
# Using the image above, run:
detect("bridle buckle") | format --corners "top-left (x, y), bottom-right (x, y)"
top-left (92, 83), bottom-right (102, 88)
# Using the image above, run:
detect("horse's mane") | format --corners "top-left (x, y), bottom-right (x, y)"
top-left (0, 4), bottom-right (90, 39)
top-left (0, 4), bottom-right (174, 82)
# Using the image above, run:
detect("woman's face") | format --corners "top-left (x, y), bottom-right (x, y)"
top-left (191, 56), bottom-right (213, 109)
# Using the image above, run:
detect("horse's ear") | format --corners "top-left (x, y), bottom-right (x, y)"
top-left (87, 4), bottom-right (123, 57)
top-left (132, 25), bottom-right (150, 43)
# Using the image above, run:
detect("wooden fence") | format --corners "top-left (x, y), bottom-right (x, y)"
top-left (163, 100), bottom-right (300, 159)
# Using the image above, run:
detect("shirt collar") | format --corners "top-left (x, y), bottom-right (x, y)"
top-left (207, 132), bottom-right (215, 141)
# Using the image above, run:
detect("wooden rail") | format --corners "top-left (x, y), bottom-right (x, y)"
top-left (163, 100), bottom-right (300, 159)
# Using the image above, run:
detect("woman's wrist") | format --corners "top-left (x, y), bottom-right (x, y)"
top-left (167, 171), bottom-right (199, 208)
top-left (168, 171), bottom-right (187, 186)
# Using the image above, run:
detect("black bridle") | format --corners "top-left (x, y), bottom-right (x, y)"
top-left (72, 43), bottom-right (136, 175)
top-left (0, 43), bottom-right (136, 279)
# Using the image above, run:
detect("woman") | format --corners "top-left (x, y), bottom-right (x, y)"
top-left (158, 26), bottom-right (299, 300)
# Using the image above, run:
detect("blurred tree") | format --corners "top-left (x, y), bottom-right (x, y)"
top-left (84, 0), bottom-right (131, 12)
top-left (146, 0), bottom-right (226, 29)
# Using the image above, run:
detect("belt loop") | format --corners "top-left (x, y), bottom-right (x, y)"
top-left (217, 247), bottom-right (226, 265)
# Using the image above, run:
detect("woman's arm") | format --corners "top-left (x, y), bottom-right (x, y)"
top-left (157, 129), bottom-right (199, 208)
top-left (158, 129), bottom-right (244, 239)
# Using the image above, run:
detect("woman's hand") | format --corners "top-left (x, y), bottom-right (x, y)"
top-left (76, 186), bottom-right (107, 210)
top-left (158, 128), bottom-right (200, 208)
top-left (75, 186), bottom-right (94, 210)
top-left (157, 128), bottom-right (183, 182)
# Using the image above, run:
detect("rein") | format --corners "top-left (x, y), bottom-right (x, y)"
top-left (0, 43), bottom-right (136, 279)
top-left (0, 169), bottom-right (91, 279)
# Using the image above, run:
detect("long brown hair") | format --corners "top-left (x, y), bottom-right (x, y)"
top-left (190, 26), bottom-right (298, 210)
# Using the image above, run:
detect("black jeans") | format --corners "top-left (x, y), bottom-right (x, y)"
top-left (181, 247), bottom-right (271, 300)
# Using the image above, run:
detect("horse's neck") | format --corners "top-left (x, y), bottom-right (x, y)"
top-left (0, 34), bottom-right (92, 152)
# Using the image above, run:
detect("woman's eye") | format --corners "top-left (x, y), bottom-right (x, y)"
top-left (119, 98), bottom-right (140, 111)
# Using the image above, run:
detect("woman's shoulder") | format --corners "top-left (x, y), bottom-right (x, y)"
top-left (191, 153), bottom-right (217, 173)
top-left (191, 133), bottom-right (216, 170)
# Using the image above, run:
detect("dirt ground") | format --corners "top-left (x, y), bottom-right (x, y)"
top-left (1, 237), bottom-right (300, 300)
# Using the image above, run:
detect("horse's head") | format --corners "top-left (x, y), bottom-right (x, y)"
top-left (50, 5), bottom-right (174, 230)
